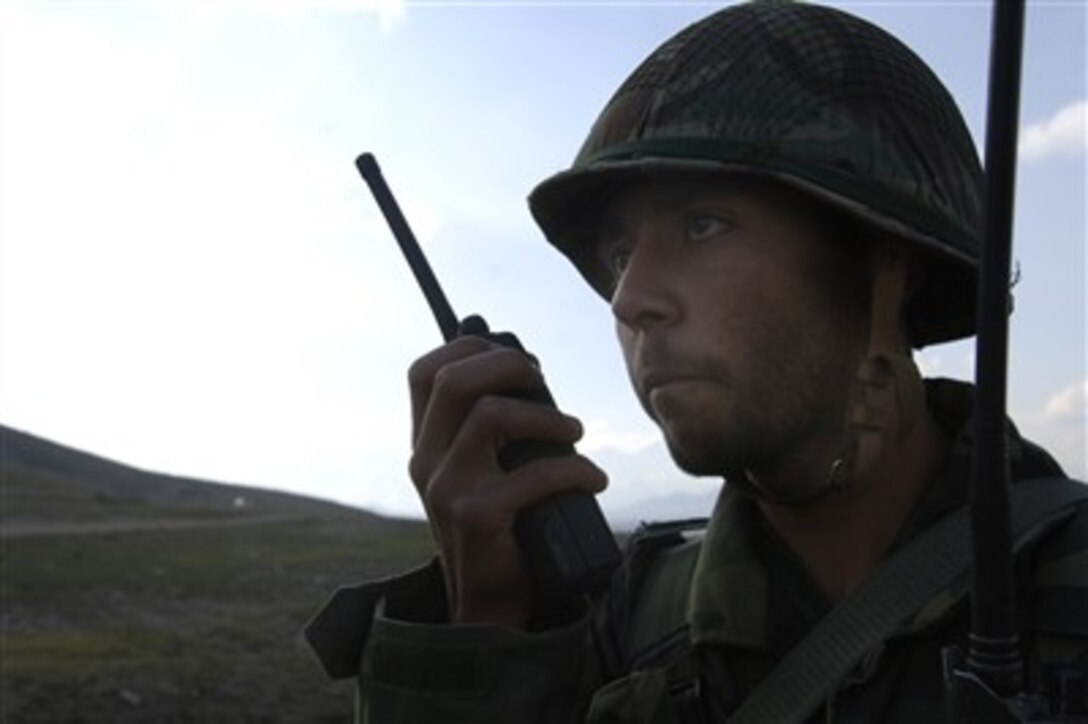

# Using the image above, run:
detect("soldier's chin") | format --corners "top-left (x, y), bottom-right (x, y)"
top-left (663, 436), bottom-right (735, 478)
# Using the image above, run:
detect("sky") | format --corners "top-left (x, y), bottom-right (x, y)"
top-left (1, 0), bottom-right (1084, 527)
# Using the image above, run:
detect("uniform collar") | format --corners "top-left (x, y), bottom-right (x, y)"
top-left (683, 379), bottom-right (1052, 649)
top-left (687, 486), bottom-right (769, 649)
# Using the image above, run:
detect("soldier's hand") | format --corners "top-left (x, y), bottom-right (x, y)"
top-left (408, 335), bottom-right (608, 628)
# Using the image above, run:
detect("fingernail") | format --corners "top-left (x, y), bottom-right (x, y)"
top-left (565, 415), bottom-right (583, 436)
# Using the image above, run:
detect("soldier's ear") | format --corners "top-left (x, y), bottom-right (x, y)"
top-left (863, 237), bottom-right (919, 355)
top-left (836, 240), bottom-right (925, 482)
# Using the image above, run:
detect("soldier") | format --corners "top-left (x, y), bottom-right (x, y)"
top-left (308, 2), bottom-right (1088, 721)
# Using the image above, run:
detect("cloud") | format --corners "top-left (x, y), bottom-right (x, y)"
top-left (1016, 379), bottom-right (1087, 482)
top-left (1020, 99), bottom-right (1087, 162)
top-left (1043, 380), bottom-right (1088, 423)
top-left (174, 0), bottom-right (406, 33)
top-left (334, 0), bottom-right (407, 29)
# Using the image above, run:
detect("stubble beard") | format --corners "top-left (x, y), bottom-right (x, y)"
top-left (651, 355), bottom-right (856, 485)
top-left (658, 396), bottom-right (791, 479)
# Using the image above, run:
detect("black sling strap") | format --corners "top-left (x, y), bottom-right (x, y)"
top-left (726, 477), bottom-right (1087, 724)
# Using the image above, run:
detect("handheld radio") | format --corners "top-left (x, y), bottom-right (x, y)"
top-left (356, 152), bottom-right (620, 608)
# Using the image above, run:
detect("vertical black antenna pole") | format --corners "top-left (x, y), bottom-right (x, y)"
top-left (968, 0), bottom-right (1026, 698)
top-left (356, 153), bottom-right (461, 342)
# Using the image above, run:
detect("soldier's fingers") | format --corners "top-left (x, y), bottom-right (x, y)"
top-left (411, 349), bottom-right (545, 479)
top-left (433, 454), bottom-right (608, 540)
top-left (502, 454), bottom-right (609, 507)
top-left (408, 336), bottom-right (494, 443)
top-left (412, 392), bottom-right (577, 499)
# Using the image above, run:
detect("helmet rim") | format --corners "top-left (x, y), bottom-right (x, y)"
top-left (529, 154), bottom-right (979, 347)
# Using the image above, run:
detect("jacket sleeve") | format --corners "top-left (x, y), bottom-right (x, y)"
top-left (306, 559), bottom-right (601, 723)
top-left (362, 602), bottom-right (594, 722)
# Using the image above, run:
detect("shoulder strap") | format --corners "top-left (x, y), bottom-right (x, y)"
top-left (1030, 501), bottom-right (1088, 636)
top-left (594, 518), bottom-right (707, 680)
top-left (727, 477), bottom-right (1088, 724)
top-left (1024, 504), bottom-right (1088, 716)
top-left (628, 533), bottom-right (704, 663)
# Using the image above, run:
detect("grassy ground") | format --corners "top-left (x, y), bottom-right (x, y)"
top-left (2, 467), bottom-right (435, 723)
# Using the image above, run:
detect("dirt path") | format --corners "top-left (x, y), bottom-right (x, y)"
top-left (1, 514), bottom-right (305, 539)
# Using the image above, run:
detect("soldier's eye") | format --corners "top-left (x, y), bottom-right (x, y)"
top-left (607, 246), bottom-right (632, 278)
top-left (686, 213), bottom-right (732, 242)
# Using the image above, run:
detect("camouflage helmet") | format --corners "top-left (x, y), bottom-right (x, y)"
top-left (529, 0), bottom-right (983, 347)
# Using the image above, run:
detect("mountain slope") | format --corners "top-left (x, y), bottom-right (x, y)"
top-left (0, 423), bottom-right (374, 523)
top-left (0, 424), bottom-right (433, 723)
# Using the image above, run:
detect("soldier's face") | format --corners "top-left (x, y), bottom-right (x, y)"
top-left (597, 175), bottom-right (870, 480)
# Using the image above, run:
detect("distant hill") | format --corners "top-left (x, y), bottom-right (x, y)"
top-left (0, 423), bottom-right (379, 523)
top-left (2, 423), bottom-right (433, 723)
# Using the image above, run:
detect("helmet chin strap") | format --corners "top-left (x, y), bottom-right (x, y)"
top-left (843, 243), bottom-right (925, 480)
top-left (743, 242), bottom-right (923, 508)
